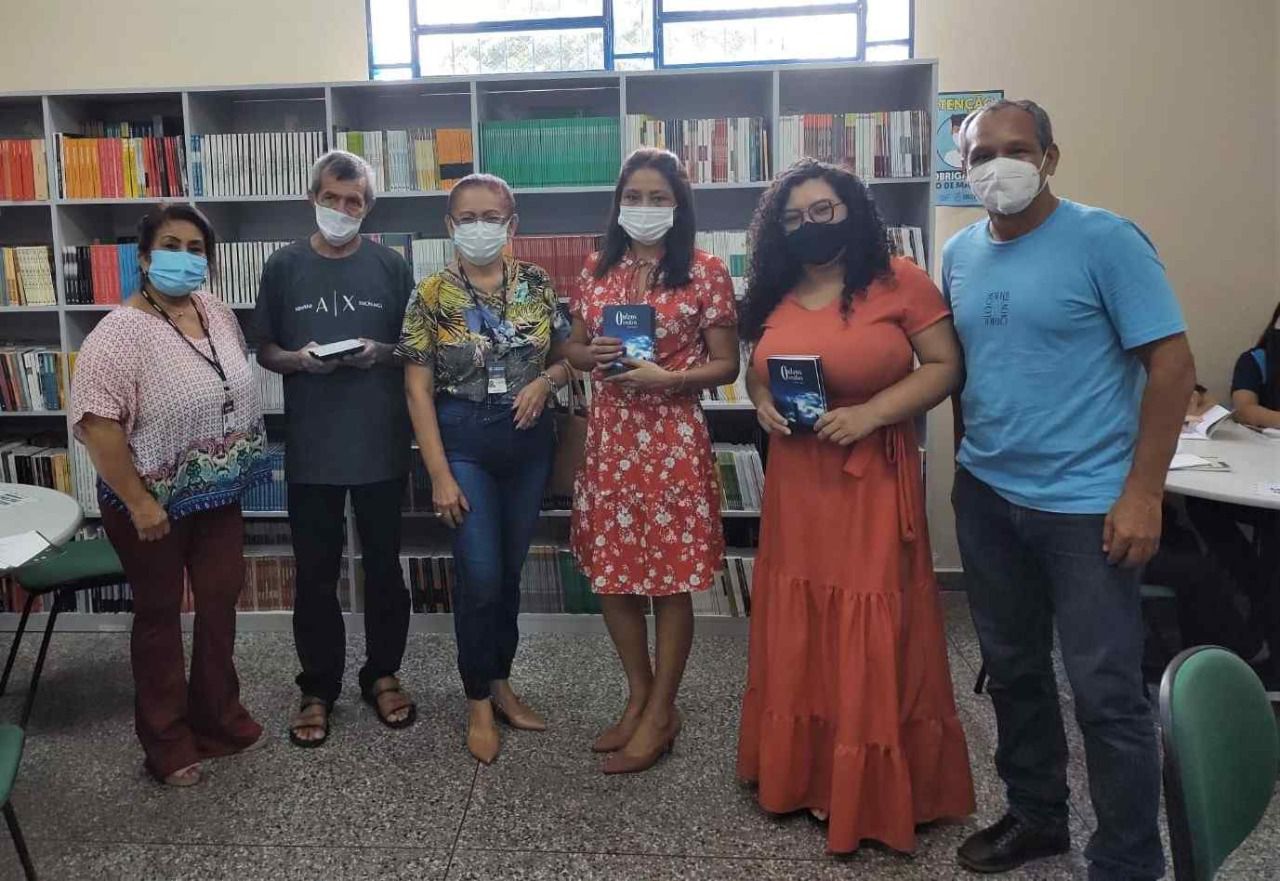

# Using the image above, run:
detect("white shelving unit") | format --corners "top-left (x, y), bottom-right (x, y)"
top-left (0, 59), bottom-right (938, 633)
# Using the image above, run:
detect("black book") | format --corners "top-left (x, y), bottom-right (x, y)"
top-left (602, 305), bottom-right (656, 373)
top-left (767, 355), bottom-right (828, 432)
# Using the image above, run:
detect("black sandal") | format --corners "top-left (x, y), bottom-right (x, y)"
top-left (288, 697), bottom-right (331, 748)
top-left (363, 678), bottom-right (418, 730)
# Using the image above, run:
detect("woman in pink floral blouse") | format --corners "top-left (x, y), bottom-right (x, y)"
top-left (73, 204), bottom-right (268, 787)
top-left (563, 149), bottom-right (740, 774)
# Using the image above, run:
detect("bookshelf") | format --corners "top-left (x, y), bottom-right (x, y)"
top-left (0, 59), bottom-right (938, 633)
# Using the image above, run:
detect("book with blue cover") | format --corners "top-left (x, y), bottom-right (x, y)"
top-left (602, 305), bottom-right (656, 372)
top-left (767, 355), bottom-right (828, 431)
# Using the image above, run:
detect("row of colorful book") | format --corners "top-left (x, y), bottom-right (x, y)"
top-left (0, 139), bottom-right (49, 202)
top-left (480, 117), bottom-right (621, 188)
top-left (777, 111), bottom-right (931, 180)
top-left (62, 242), bottom-right (140, 305)
top-left (713, 443), bottom-right (764, 513)
top-left (701, 343), bottom-right (753, 405)
top-left (0, 348), bottom-right (65, 412)
top-left (57, 121), bottom-right (187, 199)
top-left (0, 437), bottom-right (70, 493)
top-left (693, 554), bottom-right (755, 617)
top-left (189, 131), bottom-right (325, 198)
top-left (242, 443), bottom-right (287, 512)
top-left (694, 230), bottom-right (749, 298)
top-left (625, 115), bottom-right (770, 184)
top-left (249, 358), bottom-right (284, 412)
top-left (1, 246), bottom-right (56, 306)
top-left (208, 240), bottom-right (290, 306)
top-left (333, 128), bottom-right (474, 192)
top-left (888, 225), bottom-right (926, 267)
top-left (511, 234), bottom-right (602, 298)
top-left (70, 440), bottom-right (99, 516)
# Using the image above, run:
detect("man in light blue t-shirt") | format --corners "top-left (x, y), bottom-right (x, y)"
top-left (943, 100), bottom-right (1195, 881)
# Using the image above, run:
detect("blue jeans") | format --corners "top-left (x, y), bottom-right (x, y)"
top-left (437, 396), bottom-right (554, 700)
top-left (953, 468), bottom-right (1164, 881)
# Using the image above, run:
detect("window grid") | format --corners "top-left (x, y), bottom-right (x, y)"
top-left (369, 0), bottom-right (913, 78)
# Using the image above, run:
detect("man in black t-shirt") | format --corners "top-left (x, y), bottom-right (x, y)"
top-left (253, 150), bottom-right (416, 745)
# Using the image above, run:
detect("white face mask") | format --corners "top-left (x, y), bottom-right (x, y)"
top-left (451, 220), bottom-right (509, 266)
top-left (966, 155), bottom-right (1049, 216)
top-left (618, 206), bottom-right (675, 246)
top-left (315, 203), bottom-right (363, 246)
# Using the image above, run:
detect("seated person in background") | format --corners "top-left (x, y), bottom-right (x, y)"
top-left (1230, 299), bottom-right (1279, 429)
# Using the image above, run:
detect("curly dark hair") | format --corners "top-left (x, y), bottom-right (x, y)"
top-left (594, 148), bottom-right (695, 289)
top-left (739, 159), bottom-right (893, 341)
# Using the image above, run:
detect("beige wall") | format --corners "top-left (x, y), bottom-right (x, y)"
top-left (0, 0), bottom-right (368, 91)
top-left (917, 0), bottom-right (1279, 567)
top-left (2, 1), bottom-right (1276, 569)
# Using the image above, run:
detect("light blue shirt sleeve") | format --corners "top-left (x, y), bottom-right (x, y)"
top-left (1091, 219), bottom-right (1186, 350)
top-left (940, 235), bottom-right (956, 308)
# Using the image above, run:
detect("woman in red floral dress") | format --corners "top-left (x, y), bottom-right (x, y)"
top-left (564, 148), bottom-right (740, 774)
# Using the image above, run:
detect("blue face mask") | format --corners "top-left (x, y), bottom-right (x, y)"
top-left (145, 249), bottom-right (207, 297)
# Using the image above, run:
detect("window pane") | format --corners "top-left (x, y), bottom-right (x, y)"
top-left (417, 0), bottom-right (602, 26)
top-left (369, 0), bottom-right (412, 65)
top-left (866, 0), bottom-right (910, 43)
top-left (663, 0), bottom-right (850, 10)
top-left (613, 0), bottom-right (653, 56)
top-left (615, 56), bottom-right (655, 71)
top-left (419, 28), bottom-right (604, 75)
top-left (663, 13), bottom-right (859, 65)
top-left (866, 42), bottom-right (909, 61)
top-left (373, 66), bottom-right (415, 81)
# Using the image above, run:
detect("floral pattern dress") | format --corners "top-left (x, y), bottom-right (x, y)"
top-left (570, 249), bottom-right (737, 596)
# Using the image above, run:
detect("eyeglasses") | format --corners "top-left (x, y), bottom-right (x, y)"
top-left (781, 199), bottom-right (845, 231)
top-left (452, 213), bottom-right (511, 226)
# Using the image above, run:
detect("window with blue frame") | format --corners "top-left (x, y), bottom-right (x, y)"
top-left (367, 0), bottom-right (913, 79)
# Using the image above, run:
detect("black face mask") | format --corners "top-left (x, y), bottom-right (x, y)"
top-left (785, 219), bottom-right (849, 266)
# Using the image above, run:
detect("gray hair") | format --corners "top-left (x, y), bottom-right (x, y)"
top-left (309, 150), bottom-right (376, 208)
top-left (956, 99), bottom-right (1055, 158)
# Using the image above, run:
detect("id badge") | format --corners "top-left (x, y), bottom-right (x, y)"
top-left (487, 363), bottom-right (508, 396)
top-left (221, 397), bottom-right (236, 435)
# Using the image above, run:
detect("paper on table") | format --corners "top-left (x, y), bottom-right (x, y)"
top-left (1256, 483), bottom-right (1280, 499)
top-left (0, 531), bottom-right (50, 570)
top-left (1169, 454), bottom-right (1210, 470)
top-left (0, 490), bottom-right (31, 509)
top-left (1180, 405), bottom-right (1233, 440)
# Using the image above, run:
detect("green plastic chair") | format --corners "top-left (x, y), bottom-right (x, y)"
top-left (1160, 645), bottom-right (1280, 880)
top-left (1, 539), bottom-right (124, 726)
top-left (0, 724), bottom-right (35, 879)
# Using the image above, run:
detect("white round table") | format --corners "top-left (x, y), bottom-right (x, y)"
top-left (0, 483), bottom-right (84, 547)
top-left (1165, 422), bottom-right (1280, 511)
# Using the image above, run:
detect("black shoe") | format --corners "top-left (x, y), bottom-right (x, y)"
top-left (957, 813), bottom-right (1070, 874)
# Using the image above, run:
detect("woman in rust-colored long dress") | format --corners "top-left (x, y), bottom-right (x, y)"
top-left (737, 159), bottom-right (975, 854)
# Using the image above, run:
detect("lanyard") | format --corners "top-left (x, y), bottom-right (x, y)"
top-left (457, 262), bottom-right (510, 336)
top-left (141, 288), bottom-right (231, 392)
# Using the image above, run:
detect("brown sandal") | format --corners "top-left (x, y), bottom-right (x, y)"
top-left (288, 697), bottom-right (330, 748)
top-left (363, 677), bottom-right (417, 730)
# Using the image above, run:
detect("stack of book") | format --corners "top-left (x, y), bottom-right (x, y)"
top-left (776, 110), bottom-right (930, 180)
top-left (625, 115), bottom-right (770, 183)
top-left (62, 242), bottom-right (140, 305)
top-left (242, 443), bottom-right (287, 512)
top-left (237, 556), bottom-right (297, 611)
top-left (480, 117), bottom-right (620, 187)
top-left (713, 443), bottom-right (764, 513)
top-left (410, 238), bottom-right (453, 283)
top-left (0, 437), bottom-right (71, 492)
top-left (0, 347), bottom-right (66, 412)
top-left (393, 546), bottom-right (600, 615)
top-left (0, 246), bottom-right (56, 306)
top-left (210, 240), bottom-right (290, 306)
top-left (71, 441), bottom-right (99, 516)
top-left (691, 553), bottom-right (755, 617)
top-left (333, 128), bottom-right (474, 191)
top-left (511, 234), bottom-right (601, 296)
top-left (188, 131), bottom-right (325, 197)
top-left (250, 358), bottom-right (283, 412)
top-left (56, 120), bottom-right (186, 199)
top-left (887, 225), bottom-right (926, 266)
top-left (695, 230), bottom-right (749, 297)
top-left (0, 139), bottom-right (50, 201)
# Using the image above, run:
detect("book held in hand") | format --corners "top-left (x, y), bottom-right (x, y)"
top-left (767, 355), bottom-right (828, 431)
top-left (602, 305), bottom-right (656, 373)
top-left (1180, 404), bottom-right (1233, 440)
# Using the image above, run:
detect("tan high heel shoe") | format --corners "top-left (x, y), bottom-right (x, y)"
top-left (601, 713), bottom-right (682, 775)
top-left (592, 704), bottom-right (645, 752)
top-left (467, 716), bottom-right (501, 765)
top-left (491, 695), bottom-right (547, 732)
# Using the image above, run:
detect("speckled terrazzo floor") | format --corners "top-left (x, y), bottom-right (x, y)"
top-left (1, 593), bottom-right (1277, 880)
